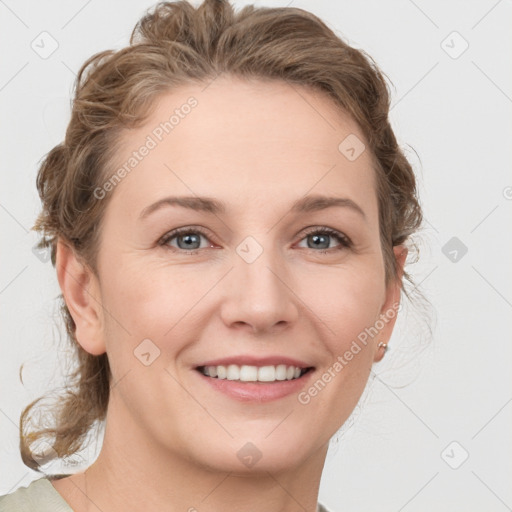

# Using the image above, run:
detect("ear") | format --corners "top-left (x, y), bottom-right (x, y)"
top-left (373, 245), bottom-right (408, 363)
top-left (56, 238), bottom-right (106, 355)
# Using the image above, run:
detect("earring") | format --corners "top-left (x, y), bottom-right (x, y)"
top-left (378, 341), bottom-right (388, 352)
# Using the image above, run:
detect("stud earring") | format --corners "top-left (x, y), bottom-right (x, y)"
top-left (378, 341), bottom-right (388, 352)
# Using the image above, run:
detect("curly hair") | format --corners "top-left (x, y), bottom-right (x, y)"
top-left (21, 0), bottom-right (423, 470)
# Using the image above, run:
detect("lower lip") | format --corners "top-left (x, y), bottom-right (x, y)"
top-left (195, 369), bottom-right (315, 403)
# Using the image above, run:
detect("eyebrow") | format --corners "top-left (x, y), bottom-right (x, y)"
top-left (139, 194), bottom-right (366, 220)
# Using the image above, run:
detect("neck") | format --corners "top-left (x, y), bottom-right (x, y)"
top-left (53, 397), bottom-right (329, 512)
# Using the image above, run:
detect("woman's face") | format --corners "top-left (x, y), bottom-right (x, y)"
top-left (71, 76), bottom-right (404, 473)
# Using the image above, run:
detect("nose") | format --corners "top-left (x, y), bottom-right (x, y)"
top-left (219, 240), bottom-right (300, 335)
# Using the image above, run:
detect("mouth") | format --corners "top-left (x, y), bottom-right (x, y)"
top-left (193, 355), bottom-right (316, 402)
top-left (195, 364), bottom-right (314, 383)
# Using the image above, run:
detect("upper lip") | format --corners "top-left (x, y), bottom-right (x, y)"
top-left (196, 355), bottom-right (314, 369)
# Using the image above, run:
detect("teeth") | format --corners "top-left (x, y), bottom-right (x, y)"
top-left (275, 364), bottom-right (287, 381)
top-left (240, 365), bottom-right (257, 381)
top-left (227, 364), bottom-right (239, 380)
top-left (258, 365), bottom-right (275, 381)
top-left (216, 365), bottom-right (227, 379)
top-left (201, 364), bottom-right (307, 382)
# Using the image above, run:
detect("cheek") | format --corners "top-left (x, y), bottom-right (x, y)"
top-left (306, 264), bottom-right (385, 339)
top-left (98, 265), bottom-right (181, 362)
top-left (104, 256), bottom-right (197, 319)
top-left (98, 260), bottom-right (219, 374)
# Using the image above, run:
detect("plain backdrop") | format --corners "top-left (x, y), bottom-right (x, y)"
top-left (1, 1), bottom-right (511, 510)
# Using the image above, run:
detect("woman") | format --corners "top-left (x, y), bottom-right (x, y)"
top-left (0, 0), bottom-right (422, 510)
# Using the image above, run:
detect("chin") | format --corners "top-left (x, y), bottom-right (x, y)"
top-left (185, 432), bottom-right (317, 475)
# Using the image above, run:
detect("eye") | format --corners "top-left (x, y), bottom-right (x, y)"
top-left (159, 226), bottom-right (214, 253)
top-left (296, 227), bottom-right (352, 253)
top-left (158, 225), bottom-right (352, 255)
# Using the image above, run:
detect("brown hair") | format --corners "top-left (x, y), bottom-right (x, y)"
top-left (21, 0), bottom-right (422, 470)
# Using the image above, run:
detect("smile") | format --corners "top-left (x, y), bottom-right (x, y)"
top-left (197, 364), bottom-right (312, 382)
top-left (195, 363), bottom-right (315, 402)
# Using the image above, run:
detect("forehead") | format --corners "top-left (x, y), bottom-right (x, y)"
top-left (107, 76), bottom-right (378, 220)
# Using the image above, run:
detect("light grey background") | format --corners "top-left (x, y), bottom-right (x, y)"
top-left (1, 1), bottom-right (511, 510)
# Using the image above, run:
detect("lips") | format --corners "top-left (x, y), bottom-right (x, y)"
top-left (192, 354), bottom-right (316, 402)
top-left (195, 363), bottom-right (316, 402)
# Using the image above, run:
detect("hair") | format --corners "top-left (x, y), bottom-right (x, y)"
top-left (21, 0), bottom-right (423, 471)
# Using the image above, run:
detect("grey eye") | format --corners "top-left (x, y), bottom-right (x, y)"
top-left (306, 233), bottom-right (331, 250)
top-left (177, 233), bottom-right (202, 250)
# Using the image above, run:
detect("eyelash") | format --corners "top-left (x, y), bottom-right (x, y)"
top-left (158, 226), bottom-right (352, 255)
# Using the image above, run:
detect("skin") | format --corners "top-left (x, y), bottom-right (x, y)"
top-left (52, 75), bottom-right (407, 512)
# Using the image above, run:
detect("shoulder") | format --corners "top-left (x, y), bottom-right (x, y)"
top-left (0, 477), bottom-right (73, 512)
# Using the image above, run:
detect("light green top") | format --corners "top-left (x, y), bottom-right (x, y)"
top-left (0, 477), bottom-right (333, 511)
top-left (0, 477), bottom-right (73, 511)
